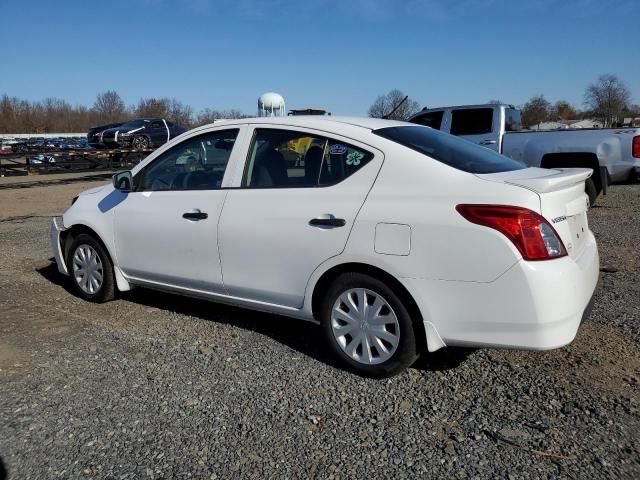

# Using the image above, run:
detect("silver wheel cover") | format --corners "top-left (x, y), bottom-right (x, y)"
top-left (331, 288), bottom-right (400, 365)
top-left (72, 244), bottom-right (104, 295)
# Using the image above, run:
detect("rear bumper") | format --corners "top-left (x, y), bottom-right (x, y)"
top-left (402, 231), bottom-right (599, 351)
top-left (50, 217), bottom-right (69, 275)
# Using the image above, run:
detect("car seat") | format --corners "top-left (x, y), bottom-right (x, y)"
top-left (304, 146), bottom-right (324, 186)
top-left (251, 150), bottom-right (287, 187)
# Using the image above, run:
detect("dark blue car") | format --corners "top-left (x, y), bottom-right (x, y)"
top-left (100, 119), bottom-right (186, 149)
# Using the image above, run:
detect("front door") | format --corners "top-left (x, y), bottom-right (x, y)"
top-left (113, 128), bottom-right (242, 293)
top-left (218, 127), bottom-right (383, 308)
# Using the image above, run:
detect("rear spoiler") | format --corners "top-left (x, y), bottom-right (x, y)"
top-left (504, 168), bottom-right (592, 194)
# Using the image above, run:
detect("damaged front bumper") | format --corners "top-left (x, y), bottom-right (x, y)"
top-left (50, 217), bottom-right (68, 275)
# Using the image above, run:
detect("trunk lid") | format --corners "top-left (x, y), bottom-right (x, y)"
top-left (477, 167), bottom-right (592, 259)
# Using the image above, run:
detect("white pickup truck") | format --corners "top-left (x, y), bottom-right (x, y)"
top-left (409, 104), bottom-right (640, 204)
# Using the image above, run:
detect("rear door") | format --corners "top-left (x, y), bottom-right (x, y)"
top-left (218, 126), bottom-right (383, 308)
top-left (450, 107), bottom-right (501, 152)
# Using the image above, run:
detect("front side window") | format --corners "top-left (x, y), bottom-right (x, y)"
top-left (243, 129), bottom-right (373, 188)
top-left (410, 110), bottom-right (444, 130)
top-left (137, 129), bottom-right (239, 191)
top-left (373, 126), bottom-right (525, 174)
top-left (450, 108), bottom-right (494, 135)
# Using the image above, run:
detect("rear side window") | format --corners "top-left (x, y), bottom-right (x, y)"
top-left (450, 108), bottom-right (494, 135)
top-left (410, 110), bottom-right (444, 129)
top-left (505, 108), bottom-right (522, 132)
top-left (373, 126), bottom-right (524, 174)
top-left (243, 129), bottom-right (373, 188)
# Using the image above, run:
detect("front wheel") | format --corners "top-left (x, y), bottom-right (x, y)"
top-left (67, 233), bottom-right (115, 303)
top-left (585, 178), bottom-right (597, 207)
top-left (321, 273), bottom-right (419, 377)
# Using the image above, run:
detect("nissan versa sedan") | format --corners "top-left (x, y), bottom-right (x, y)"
top-left (50, 117), bottom-right (599, 377)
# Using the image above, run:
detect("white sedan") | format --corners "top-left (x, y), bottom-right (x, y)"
top-left (50, 116), bottom-right (599, 377)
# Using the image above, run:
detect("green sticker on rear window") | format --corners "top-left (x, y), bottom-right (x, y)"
top-left (346, 150), bottom-right (364, 166)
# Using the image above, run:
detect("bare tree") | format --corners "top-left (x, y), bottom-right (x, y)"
top-left (0, 95), bottom-right (19, 133)
top-left (584, 74), bottom-right (631, 127)
top-left (550, 100), bottom-right (578, 121)
top-left (132, 98), bottom-right (197, 127)
top-left (521, 95), bottom-right (551, 128)
top-left (93, 90), bottom-right (126, 124)
top-left (134, 97), bottom-right (170, 119)
top-left (167, 99), bottom-right (194, 127)
top-left (368, 89), bottom-right (421, 121)
top-left (195, 108), bottom-right (249, 126)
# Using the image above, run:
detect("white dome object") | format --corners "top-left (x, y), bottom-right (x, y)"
top-left (258, 92), bottom-right (285, 117)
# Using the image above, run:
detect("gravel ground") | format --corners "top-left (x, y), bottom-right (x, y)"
top-left (0, 182), bottom-right (638, 479)
top-left (0, 172), bottom-right (115, 221)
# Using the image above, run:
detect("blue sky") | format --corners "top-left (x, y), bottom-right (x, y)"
top-left (0, 0), bottom-right (638, 115)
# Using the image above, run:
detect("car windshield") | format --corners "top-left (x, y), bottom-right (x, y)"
top-left (120, 120), bottom-right (150, 129)
top-left (373, 126), bottom-right (525, 174)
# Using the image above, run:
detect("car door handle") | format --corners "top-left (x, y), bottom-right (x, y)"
top-left (309, 216), bottom-right (346, 227)
top-left (183, 210), bottom-right (208, 221)
top-left (479, 140), bottom-right (497, 145)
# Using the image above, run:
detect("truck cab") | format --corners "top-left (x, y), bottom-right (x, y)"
top-left (409, 103), bottom-right (640, 205)
top-left (409, 104), bottom-right (521, 153)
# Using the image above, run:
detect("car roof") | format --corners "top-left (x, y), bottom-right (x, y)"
top-left (203, 116), bottom-right (414, 132)
top-left (412, 104), bottom-right (516, 115)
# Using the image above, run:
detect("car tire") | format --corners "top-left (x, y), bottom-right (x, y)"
top-left (67, 233), bottom-right (115, 303)
top-left (132, 136), bottom-right (150, 149)
top-left (320, 272), bottom-right (419, 377)
top-left (585, 178), bottom-right (597, 207)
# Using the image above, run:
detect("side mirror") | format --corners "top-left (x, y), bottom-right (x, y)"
top-left (112, 171), bottom-right (133, 192)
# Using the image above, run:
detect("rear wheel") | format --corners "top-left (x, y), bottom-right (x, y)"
top-left (67, 233), bottom-right (115, 303)
top-left (132, 135), bottom-right (150, 149)
top-left (321, 273), bottom-right (419, 377)
top-left (585, 178), bottom-right (597, 207)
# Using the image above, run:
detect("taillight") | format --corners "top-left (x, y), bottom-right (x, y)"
top-left (456, 204), bottom-right (567, 261)
top-left (633, 136), bottom-right (640, 158)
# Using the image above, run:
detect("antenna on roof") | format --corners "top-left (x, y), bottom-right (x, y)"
top-left (382, 96), bottom-right (408, 120)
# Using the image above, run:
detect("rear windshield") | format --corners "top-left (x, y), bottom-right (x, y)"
top-left (373, 126), bottom-right (525, 174)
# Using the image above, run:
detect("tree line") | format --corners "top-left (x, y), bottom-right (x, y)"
top-left (520, 75), bottom-right (637, 128)
top-left (2, 73), bottom-right (636, 133)
top-left (0, 90), bottom-right (249, 134)
top-left (368, 74), bottom-right (638, 128)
